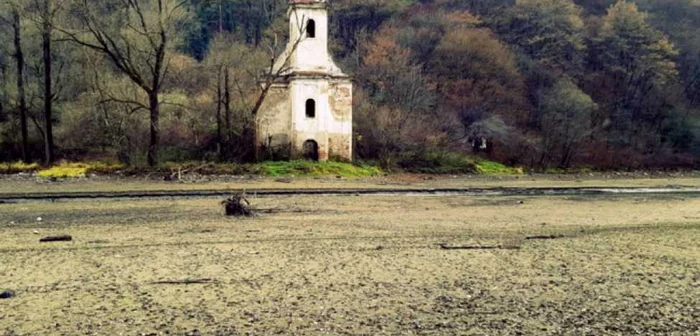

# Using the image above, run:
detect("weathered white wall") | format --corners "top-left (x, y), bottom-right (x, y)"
top-left (289, 7), bottom-right (329, 73)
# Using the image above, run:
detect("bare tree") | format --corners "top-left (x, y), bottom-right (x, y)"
top-left (33, 0), bottom-right (65, 164)
top-left (248, 10), bottom-right (308, 160)
top-left (58, 0), bottom-right (188, 166)
top-left (10, 8), bottom-right (30, 163)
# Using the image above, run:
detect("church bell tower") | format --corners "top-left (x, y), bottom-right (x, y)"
top-left (256, 0), bottom-right (353, 162)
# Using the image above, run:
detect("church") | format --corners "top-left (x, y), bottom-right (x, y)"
top-left (256, 0), bottom-right (353, 162)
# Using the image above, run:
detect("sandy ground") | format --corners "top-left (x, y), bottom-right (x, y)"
top-left (1, 191), bottom-right (699, 335)
top-left (1, 173), bottom-right (700, 195)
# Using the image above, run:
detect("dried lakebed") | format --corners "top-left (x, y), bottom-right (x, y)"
top-left (1, 192), bottom-right (699, 335)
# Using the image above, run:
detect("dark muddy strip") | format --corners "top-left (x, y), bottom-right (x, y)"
top-left (1, 186), bottom-right (700, 202)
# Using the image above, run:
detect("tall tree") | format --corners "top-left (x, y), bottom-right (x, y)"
top-left (494, 0), bottom-right (587, 75)
top-left (590, 1), bottom-right (679, 151)
top-left (11, 8), bottom-right (30, 163)
top-left (37, 0), bottom-right (58, 164)
top-left (0, 51), bottom-right (7, 122)
top-left (59, 0), bottom-right (189, 166)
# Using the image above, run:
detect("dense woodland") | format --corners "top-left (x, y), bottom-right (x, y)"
top-left (0, 0), bottom-right (699, 170)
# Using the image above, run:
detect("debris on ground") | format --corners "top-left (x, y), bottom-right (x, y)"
top-left (0, 290), bottom-right (16, 299)
top-left (439, 243), bottom-right (520, 250)
top-left (525, 235), bottom-right (565, 240)
top-left (39, 235), bottom-right (73, 242)
top-left (150, 278), bottom-right (216, 285)
top-left (274, 178), bottom-right (292, 184)
top-left (222, 193), bottom-right (253, 217)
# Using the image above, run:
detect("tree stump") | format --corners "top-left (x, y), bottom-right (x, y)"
top-left (222, 193), bottom-right (253, 217)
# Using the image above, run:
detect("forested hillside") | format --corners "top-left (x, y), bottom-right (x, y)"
top-left (0, 0), bottom-right (698, 170)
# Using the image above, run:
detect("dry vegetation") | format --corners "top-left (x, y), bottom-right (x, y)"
top-left (1, 191), bottom-right (699, 335)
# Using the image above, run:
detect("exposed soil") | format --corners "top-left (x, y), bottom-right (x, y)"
top-left (1, 172), bottom-right (700, 196)
top-left (1, 191), bottom-right (699, 335)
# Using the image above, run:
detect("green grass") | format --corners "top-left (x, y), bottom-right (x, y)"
top-left (400, 152), bottom-right (477, 174)
top-left (544, 167), bottom-right (594, 174)
top-left (475, 160), bottom-right (524, 175)
top-left (257, 161), bottom-right (382, 177)
top-left (5, 158), bottom-right (520, 178)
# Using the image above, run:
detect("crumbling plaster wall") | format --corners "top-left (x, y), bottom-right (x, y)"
top-left (257, 84), bottom-right (291, 154)
top-left (289, 78), bottom-right (352, 161)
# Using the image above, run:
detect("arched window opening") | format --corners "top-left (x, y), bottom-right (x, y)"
top-left (305, 99), bottom-right (316, 118)
top-left (306, 19), bottom-right (316, 38)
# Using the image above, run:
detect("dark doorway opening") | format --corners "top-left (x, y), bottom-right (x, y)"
top-left (305, 99), bottom-right (316, 118)
top-left (303, 140), bottom-right (319, 161)
top-left (307, 19), bottom-right (316, 38)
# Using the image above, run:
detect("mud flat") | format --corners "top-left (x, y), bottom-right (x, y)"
top-left (1, 192), bottom-right (699, 335)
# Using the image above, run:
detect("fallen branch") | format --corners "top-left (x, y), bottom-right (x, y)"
top-left (439, 243), bottom-right (520, 250)
top-left (526, 235), bottom-right (565, 240)
top-left (39, 235), bottom-right (72, 242)
top-left (150, 278), bottom-right (216, 285)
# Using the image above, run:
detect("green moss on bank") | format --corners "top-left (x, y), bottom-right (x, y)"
top-left (475, 160), bottom-right (524, 175)
top-left (257, 161), bottom-right (382, 177)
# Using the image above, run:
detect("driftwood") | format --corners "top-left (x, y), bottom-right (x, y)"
top-left (150, 278), bottom-right (215, 285)
top-left (222, 193), bottom-right (253, 217)
top-left (526, 235), bottom-right (565, 240)
top-left (39, 235), bottom-right (72, 242)
top-left (439, 243), bottom-right (520, 250)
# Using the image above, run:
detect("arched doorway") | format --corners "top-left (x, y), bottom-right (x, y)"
top-left (303, 140), bottom-right (319, 161)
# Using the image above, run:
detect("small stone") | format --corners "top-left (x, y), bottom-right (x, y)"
top-left (0, 290), bottom-right (16, 299)
top-left (32, 230), bottom-right (39, 234)
top-left (36, 217), bottom-right (42, 222)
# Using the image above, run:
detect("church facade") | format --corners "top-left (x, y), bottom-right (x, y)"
top-left (256, 0), bottom-right (353, 162)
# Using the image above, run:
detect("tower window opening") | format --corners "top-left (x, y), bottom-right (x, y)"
top-left (306, 99), bottom-right (316, 118)
top-left (307, 19), bottom-right (316, 38)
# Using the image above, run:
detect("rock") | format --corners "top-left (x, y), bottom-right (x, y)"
top-left (32, 230), bottom-right (39, 235)
top-left (0, 290), bottom-right (15, 299)
top-left (36, 217), bottom-right (42, 222)
top-left (275, 178), bottom-right (292, 184)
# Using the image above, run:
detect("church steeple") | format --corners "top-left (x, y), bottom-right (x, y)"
top-left (257, 0), bottom-right (353, 162)
top-left (285, 0), bottom-right (345, 76)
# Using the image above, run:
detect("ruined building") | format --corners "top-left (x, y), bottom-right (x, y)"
top-left (257, 0), bottom-right (353, 161)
